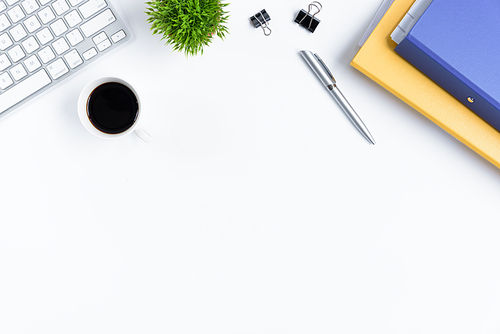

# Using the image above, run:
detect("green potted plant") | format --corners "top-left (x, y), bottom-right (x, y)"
top-left (145, 0), bottom-right (229, 57)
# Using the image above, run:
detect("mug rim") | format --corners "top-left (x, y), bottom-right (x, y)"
top-left (78, 77), bottom-right (142, 139)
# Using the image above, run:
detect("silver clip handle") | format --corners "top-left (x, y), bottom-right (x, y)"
top-left (254, 13), bottom-right (272, 36)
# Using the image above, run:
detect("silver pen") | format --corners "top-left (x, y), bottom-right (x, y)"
top-left (300, 50), bottom-right (376, 145)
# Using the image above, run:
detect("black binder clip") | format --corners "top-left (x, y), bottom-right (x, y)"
top-left (250, 9), bottom-right (272, 36)
top-left (295, 2), bottom-right (322, 33)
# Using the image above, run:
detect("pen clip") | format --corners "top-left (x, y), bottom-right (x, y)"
top-left (313, 53), bottom-right (336, 83)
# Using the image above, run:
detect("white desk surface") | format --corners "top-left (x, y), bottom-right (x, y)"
top-left (2, 0), bottom-right (500, 333)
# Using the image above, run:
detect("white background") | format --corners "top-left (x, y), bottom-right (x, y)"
top-left (1, 0), bottom-right (500, 333)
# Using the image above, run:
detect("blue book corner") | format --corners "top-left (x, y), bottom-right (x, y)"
top-left (394, 0), bottom-right (500, 132)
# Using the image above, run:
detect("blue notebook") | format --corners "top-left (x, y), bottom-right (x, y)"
top-left (392, 0), bottom-right (500, 132)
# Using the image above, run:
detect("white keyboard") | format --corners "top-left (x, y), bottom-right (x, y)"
top-left (0, 0), bottom-right (130, 117)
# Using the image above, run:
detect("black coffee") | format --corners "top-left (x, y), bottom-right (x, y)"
top-left (87, 82), bottom-right (139, 134)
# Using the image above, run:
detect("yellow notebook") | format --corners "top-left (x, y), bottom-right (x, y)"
top-left (351, 0), bottom-right (500, 169)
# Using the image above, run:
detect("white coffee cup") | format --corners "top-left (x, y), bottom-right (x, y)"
top-left (77, 77), bottom-right (151, 142)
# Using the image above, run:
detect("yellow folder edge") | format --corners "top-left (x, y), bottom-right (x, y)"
top-left (351, 0), bottom-right (500, 169)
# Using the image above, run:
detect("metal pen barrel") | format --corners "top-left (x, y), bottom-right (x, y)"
top-left (300, 50), bottom-right (376, 145)
top-left (328, 84), bottom-right (376, 145)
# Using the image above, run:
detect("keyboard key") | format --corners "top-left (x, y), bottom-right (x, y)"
top-left (22, 35), bottom-right (39, 53)
top-left (78, 0), bottom-right (107, 19)
top-left (46, 58), bottom-right (68, 79)
top-left (68, 0), bottom-right (84, 6)
top-left (0, 1), bottom-right (6, 12)
top-left (38, 7), bottom-right (55, 24)
top-left (52, 0), bottom-right (69, 16)
top-left (66, 28), bottom-right (83, 46)
top-left (96, 38), bottom-right (110, 51)
top-left (92, 31), bottom-right (106, 44)
top-left (0, 32), bottom-right (13, 50)
top-left (10, 24), bottom-right (27, 41)
top-left (0, 13), bottom-right (10, 32)
top-left (24, 15), bottom-right (41, 33)
top-left (80, 8), bottom-right (115, 37)
top-left (49, 18), bottom-right (68, 36)
top-left (111, 30), bottom-right (125, 43)
top-left (36, 27), bottom-right (53, 44)
top-left (64, 49), bottom-right (82, 68)
top-left (52, 37), bottom-right (69, 54)
top-left (82, 47), bottom-right (96, 60)
top-left (21, 0), bottom-right (39, 14)
top-left (38, 45), bottom-right (55, 63)
top-left (23, 54), bottom-right (41, 72)
top-left (64, 10), bottom-right (82, 28)
top-left (8, 44), bottom-right (25, 62)
top-left (0, 69), bottom-right (51, 113)
top-left (0, 53), bottom-right (11, 70)
top-left (7, 5), bottom-right (24, 23)
top-left (10, 63), bottom-right (27, 80)
top-left (0, 72), bottom-right (13, 89)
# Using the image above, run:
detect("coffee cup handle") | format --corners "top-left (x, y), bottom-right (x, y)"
top-left (134, 128), bottom-right (152, 143)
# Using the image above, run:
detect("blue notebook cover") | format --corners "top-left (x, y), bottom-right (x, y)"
top-left (394, 0), bottom-right (500, 132)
